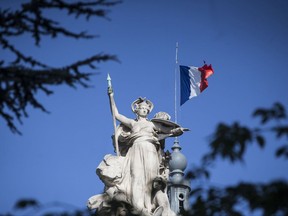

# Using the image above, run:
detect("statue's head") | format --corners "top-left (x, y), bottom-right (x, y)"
top-left (153, 175), bottom-right (167, 192)
top-left (131, 97), bottom-right (154, 115)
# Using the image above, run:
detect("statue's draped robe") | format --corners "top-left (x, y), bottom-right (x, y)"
top-left (97, 120), bottom-right (164, 214)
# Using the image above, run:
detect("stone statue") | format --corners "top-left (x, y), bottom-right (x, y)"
top-left (87, 75), bottom-right (188, 216)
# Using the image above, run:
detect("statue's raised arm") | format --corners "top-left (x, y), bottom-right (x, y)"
top-left (107, 75), bottom-right (134, 131)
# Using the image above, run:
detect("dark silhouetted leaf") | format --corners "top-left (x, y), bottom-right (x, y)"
top-left (255, 135), bottom-right (265, 148)
top-left (273, 126), bottom-right (288, 138)
top-left (276, 145), bottom-right (288, 159)
top-left (14, 199), bottom-right (39, 209)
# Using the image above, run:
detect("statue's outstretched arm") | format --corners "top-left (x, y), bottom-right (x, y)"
top-left (154, 123), bottom-right (189, 139)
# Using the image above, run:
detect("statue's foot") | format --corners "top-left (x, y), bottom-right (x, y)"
top-left (87, 193), bottom-right (110, 210)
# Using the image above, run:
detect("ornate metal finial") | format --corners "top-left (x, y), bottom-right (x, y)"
top-left (168, 139), bottom-right (191, 214)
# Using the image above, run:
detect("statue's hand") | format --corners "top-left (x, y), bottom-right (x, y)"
top-left (171, 127), bottom-right (184, 136)
top-left (108, 86), bottom-right (113, 95)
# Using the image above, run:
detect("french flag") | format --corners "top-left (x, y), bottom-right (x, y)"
top-left (180, 64), bottom-right (214, 106)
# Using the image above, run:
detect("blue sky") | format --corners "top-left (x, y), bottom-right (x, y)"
top-left (1, 0), bottom-right (288, 214)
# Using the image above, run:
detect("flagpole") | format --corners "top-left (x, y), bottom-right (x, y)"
top-left (174, 42), bottom-right (180, 143)
top-left (174, 42), bottom-right (179, 124)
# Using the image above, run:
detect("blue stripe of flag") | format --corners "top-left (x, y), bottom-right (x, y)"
top-left (180, 65), bottom-right (191, 106)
